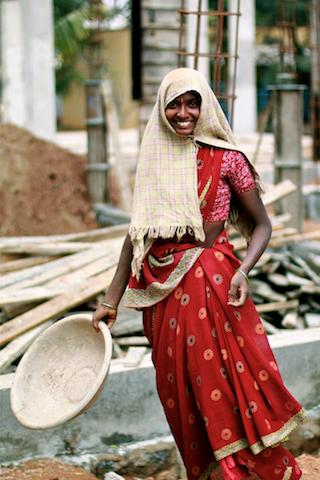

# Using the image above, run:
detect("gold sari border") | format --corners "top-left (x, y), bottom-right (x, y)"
top-left (261, 408), bottom-right (307, 447)
top-left (214, 438), bottom-right (249, 461)
top-left (213, 408), bottom-right (307, 462)
top-left (124, 247), bottom-right (204, 308)
top-left (198, 456), bottom-right (294, 480)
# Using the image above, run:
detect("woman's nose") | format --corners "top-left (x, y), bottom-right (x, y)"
top-left (177, 103), bottom-right (188, 118)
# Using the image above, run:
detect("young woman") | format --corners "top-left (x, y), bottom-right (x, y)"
top-left (92, 68), bottom-right (306, 480)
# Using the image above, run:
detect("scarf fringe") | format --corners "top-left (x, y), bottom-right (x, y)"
top-left (129, 224), bottom-right (205, 279)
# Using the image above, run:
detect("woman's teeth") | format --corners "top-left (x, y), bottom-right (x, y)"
top-left (176, 121), bottom-right (192, 127)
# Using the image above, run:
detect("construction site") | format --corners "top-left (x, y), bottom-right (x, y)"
top-left (0, 0), bottom-right (320, 479)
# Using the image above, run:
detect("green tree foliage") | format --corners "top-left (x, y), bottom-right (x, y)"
top-left (54, 0), bottom-right (89, 96)
top-left (54, 0), bottom-right (129, 96)
top-left (256, 0), bottom-right (309, 27)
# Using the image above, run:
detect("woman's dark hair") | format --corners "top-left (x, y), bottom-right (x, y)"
top-left (188, 90), bottom-right (202, 106)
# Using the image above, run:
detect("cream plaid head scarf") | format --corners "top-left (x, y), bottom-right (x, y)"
top-left (130, 68), bottom-right (242, 278)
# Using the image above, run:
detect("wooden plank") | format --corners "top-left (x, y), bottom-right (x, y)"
top-left (115, 336), bottom-right (150, 346)
top-left (0, 239), bottom-right (121, 291)
top-left (229, 213), bottom-right (292, 238)
top-left (0, 241), bottom-right (94, 256)
top-left (0, 257), bottom-right (50, 274)
top-left (0, 286), bottom-right (66, 306)
top-left (261, 180), bottom-right (296, 206)
top-left (232, 227), bottom-right (300, 252)
top-left (250, 279), bottom-right (287, 302)
top-left (268, 231), bottom-right (320, 248)
top-left (288, 255), bottom-right (320, 285)
top-left (256, 299), bottom-right (299, 314)
top-left (300, 284), bottom-right (320, 295)
top-left (0, 320), bottom-right (53, 373)
top-left (281, 258), bottom-right (305, 276)
top-left (46, 252), bottom-right (120, 289)
top-left (270, 213), bottom-right (291, 228)
top-left (305, 313), bottom-right (320, 328)
top-left (0, 253), bottom-right (120, 306)
top-left (122, 346), bottom-right (147, 367)
top-left (0, 267), bottom-right (116, 346)
top-left (286, 272), bottom-right (314, 287)
top-left (307, 253), bottom-right (320, 273)
top-left (0, 224), bottom-right (129, 246)
top-left (281, 311), bottom-right (300, 329)
top-left (267, 273), bottom-right (290, 287)
top-left (261, 318), bottom-right (280, 335)
top-left (269, 228), bottom-right (297, 238)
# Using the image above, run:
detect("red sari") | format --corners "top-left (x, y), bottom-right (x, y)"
top-left (125, 148), bottom-right (306, 480)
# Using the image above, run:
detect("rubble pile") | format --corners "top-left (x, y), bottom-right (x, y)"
top-left (0, 181), bottom-right (319, 374)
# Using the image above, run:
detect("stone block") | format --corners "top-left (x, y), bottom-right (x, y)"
top-left (284, 406), bottom-right (320, 456)
top-left (92, 438), bottom-right (182, 478)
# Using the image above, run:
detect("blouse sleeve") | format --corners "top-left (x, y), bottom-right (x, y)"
top-left (224, 150), bottom-right (256, 194)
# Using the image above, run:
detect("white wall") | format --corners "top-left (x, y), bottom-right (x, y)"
top-left (229, 0), bottom-right (257, 134)
top-left (1, 0), bottom-right (56, 139)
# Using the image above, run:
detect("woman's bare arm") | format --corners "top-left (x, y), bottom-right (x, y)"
top-left (228, 189), bottom-right (272, 307)
top-left (92, 233), bottom-right (133, 331)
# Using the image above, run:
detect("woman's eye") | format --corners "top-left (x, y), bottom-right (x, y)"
top-left (167, 101), bottom-right (178, 109)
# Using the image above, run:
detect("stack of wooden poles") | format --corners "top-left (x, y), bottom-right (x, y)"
top-left (0, 180), bottom-right (319, 374)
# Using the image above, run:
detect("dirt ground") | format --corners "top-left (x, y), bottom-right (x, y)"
top-left (0, 454), bottom-right (319, 480)
top-left (0, 124), bottom-right (98, 236)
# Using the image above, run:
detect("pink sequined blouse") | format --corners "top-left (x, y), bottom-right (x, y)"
top-left (198, 148), bottom-right (256, 222)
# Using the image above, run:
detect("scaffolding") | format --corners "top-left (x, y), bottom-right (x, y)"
top-left (276, 0), bottom-right (298, 80)
top-left (177, 0), bottom-right (241, 126)
top-left (138, 1), bottom-right (241, 131)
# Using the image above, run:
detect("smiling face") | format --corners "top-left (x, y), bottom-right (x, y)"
top-left (165, 91), bottom-right (201, 136)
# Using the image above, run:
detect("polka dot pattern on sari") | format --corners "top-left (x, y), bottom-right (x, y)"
top-left (211, 389), bottom-right (222, 401)
top-left (213, 273), bottom-right (223, 285)
top-left (198, 307), bottom-right (207, 319)
top-left (181, 293), bottom-right (190, 306)
top-left (203, 349), bottom-right (214, 360)
top-left (259, 370), bottom-right (269, 381)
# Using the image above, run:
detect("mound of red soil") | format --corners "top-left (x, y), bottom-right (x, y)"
top-left (0, 458), bottom-right (98, 480)
top-left (0, 124), bottom-right (98, 236)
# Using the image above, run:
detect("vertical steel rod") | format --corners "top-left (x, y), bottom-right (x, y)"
top-left (194, 0), bottom-right (202, 69)
top-left (230, 0), bottom-right (241, 128)
top-left (178, 0), bottom-right (185, 67)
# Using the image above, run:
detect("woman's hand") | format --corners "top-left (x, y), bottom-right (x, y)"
top-left (92, 233), bottom-right (133, 333)
top-left (227, 271), bottom-right (249, 307)
top-left (92, 304), bottom-right (118, 332)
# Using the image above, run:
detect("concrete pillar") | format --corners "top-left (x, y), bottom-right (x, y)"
top-left (85, 80), bottom-right (108, 204)
top-left (186, 0), bottom-right (209, 79)
top-left (310, 0), bottom-right (320, 160)
top-left (228, 0), bottom-right (257, 134)
top-left (270, 85), bottom-right (305, 232)
top-left (0, 0), bottom-right (56, 140)
top-left (0, 1), bottom-right (26, 125)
